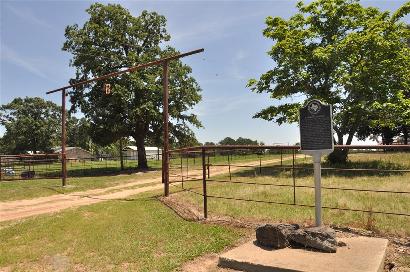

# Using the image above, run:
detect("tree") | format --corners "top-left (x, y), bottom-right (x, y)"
top-left (248, 0), bottom-right (410, 162)
top-left (66, 116), bottom-right (93, 150)
top-left (204, 142), bottom-right (216, 146)
top-left (0, 97), bottom-right (61, 154)
top-left (219, 137), bottom-right (236, 145)
top-left (235, 137), bottom-right (259, 145)
top-left (218, 137), bottom-right (260, 145)
top-left (63, 3), bottom-right (202, 169)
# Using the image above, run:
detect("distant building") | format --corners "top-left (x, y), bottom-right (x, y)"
top-left (53, 147), bottom-right (94, 160)
top-left (122, 146), bottom-right (161, 160)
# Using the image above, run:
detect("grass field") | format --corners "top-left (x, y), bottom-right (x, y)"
top-left (0, 171), bottom-right (160, 201)
top-left (0, 158), bottom-right (162, 180)
top-left (1, 152), bottom-right (409, 271)
top-left (172, 152), bottom-right (410, 236)
top-left (0, 152), bottom-right (286, 202)
top-left (0, 191), bottom-right (245, 272)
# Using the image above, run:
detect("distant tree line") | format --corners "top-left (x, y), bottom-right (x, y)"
top-left (0, 97), bottom-right (125, 157)
top-left (203, 137), bottom-right (264, 146)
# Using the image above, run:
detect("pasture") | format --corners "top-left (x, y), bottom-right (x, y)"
top-left (171, 151), bottom-right (410, 236)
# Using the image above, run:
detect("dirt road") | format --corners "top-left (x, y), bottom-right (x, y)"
top-left (0, 156), bottom-right (297, 222)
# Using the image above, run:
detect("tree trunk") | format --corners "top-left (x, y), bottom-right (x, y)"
top-left (119, 138), bottom-right (124, 170)
top-left (135, 136), bottom-right (148, 170)
top-left (327, 131), bottom-right (354, 165)
top-left (402, 125), bottom-right (408, 145)
top-left (381, 127), bottom-right (394, 145)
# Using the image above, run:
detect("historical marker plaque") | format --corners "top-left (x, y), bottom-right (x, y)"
top-left (299, 99), bottom-right (334, 226)
top-left (299, 100), bottom-right (334, 152)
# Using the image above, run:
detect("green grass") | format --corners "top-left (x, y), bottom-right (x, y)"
top-left (1, 158), bottom-right (163, 180)
top-left (2, 152), bottom-right (283, 180)
top-left (170, 152), bottom-right (285, 171)
top-left (0, 171), bottom-right (160, 202)
top-left (173, 152), bottom-right (410, 236)
top-left (0, 191), bottom-right (245, 272)
top-left (1, 152), bottom-right (287, 202)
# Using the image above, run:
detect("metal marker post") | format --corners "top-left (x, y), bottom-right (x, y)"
top-left (313, 153), bottom-right (322, 226)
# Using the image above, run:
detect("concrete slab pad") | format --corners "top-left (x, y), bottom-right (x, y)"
top-left (219, 236), bottom-right (388, 272)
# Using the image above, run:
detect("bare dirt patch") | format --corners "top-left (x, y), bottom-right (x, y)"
top-left (1, 156), bottom-right (292, 223)
top-left (178, 253), bottom-right (231, 272)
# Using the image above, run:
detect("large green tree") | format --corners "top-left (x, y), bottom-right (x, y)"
top-left (248, 0), bottom-right (410, 162)
top-left (66, 116), bottom-right (93, 150)
top-left (0, 97), bottom-right (61, 154)
top-left (63, 3), bottom-right (202, 169)
top-left (218, 137), bottom-right (260, 145)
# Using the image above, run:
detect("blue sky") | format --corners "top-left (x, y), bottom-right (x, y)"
top-left (1, 0), bottom-right (408, 145)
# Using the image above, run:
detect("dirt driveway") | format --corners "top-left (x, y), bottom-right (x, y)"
top-left (0, 156), bottom-right (298, 222)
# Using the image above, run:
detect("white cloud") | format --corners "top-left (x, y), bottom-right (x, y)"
top-left (229, 49), bottom-right (249, 80)
top-left (171, 10), bottom-right (267, 43)
top-left (6, 4), bottom-right (55, 30)
top-left (191, 94), bottom-right (261, 117)
top-left (234, 50), bottom-right (246, 62)
top-left (1, 44), bottom-right (49, 80)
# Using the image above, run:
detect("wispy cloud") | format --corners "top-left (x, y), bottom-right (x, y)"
top-left (1, 44), bottom-right (49, 80)
top-left (171, 10), bottom-right (267, 43)
top-left (230, 49), bottom-right (248, 80)
top-left (6, 4), bottom-right (54, 30)
top-left (191, 94), bottom-right (257, 117)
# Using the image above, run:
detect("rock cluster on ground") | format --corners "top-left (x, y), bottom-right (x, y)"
top-left (256, 224), bottom-right (338, 253)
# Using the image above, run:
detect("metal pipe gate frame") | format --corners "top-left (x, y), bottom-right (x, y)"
top-left (46, 48), bottom-right (204, 191)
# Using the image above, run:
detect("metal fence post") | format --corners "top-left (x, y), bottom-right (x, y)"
top-left (180, 152), bottom-right (184, 189)
top-left (228, 153), bottom-right (232, 181)
top-left (259, 156), bottom-right (262, 174)
top-left (119, 139), bottom-right (124, 170)
top-left (186, 156), bottom-right (189, 179)
top-left (161, 149), bottom-right (165, 184)
top-left (61, 89), bottom-right (67, 186)
top-left (280, 149), bottom-right (283, 167)
top-left (202, 147), bottom-right (208, 219)
top-left (0, 156), bottom-right (2, 181)
top-left (207, 153), bottom-right (210, 178)
top-left (292, 149), bottom-right (296, 204)
top-left (163, 60), bottom-right (170, 197)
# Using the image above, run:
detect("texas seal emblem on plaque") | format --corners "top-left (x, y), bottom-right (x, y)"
top-left (307, 100), bottom-right (321, 115)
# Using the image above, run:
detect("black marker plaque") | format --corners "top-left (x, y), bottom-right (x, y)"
top-left (299, 100), bottom-right (333, 151)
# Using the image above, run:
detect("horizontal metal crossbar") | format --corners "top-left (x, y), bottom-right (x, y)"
top-left (46, 48), bottom-right (204, 94)
top-left (170, 144), bottom-right (410, 153)
top-left (184, 191), bottom-right (410, 217)
top-left (206, 179), bottom-right (410, 194)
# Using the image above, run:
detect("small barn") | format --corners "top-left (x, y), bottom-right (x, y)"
top-left (122, 146), bottom-right (161, 160)
top-left (53, 147), bottom-right (94, 160)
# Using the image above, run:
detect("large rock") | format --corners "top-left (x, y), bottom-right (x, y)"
top-left (256, 224), bottom-right (299, 249)
top-left (288, 227), bottom-right (337, 253)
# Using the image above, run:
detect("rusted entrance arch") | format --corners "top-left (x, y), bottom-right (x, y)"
top-left (46, 48), bottom-right (204, 196)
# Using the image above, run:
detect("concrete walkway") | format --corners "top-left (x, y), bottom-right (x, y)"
top-left (219, 237), bottom-right (388, 272)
